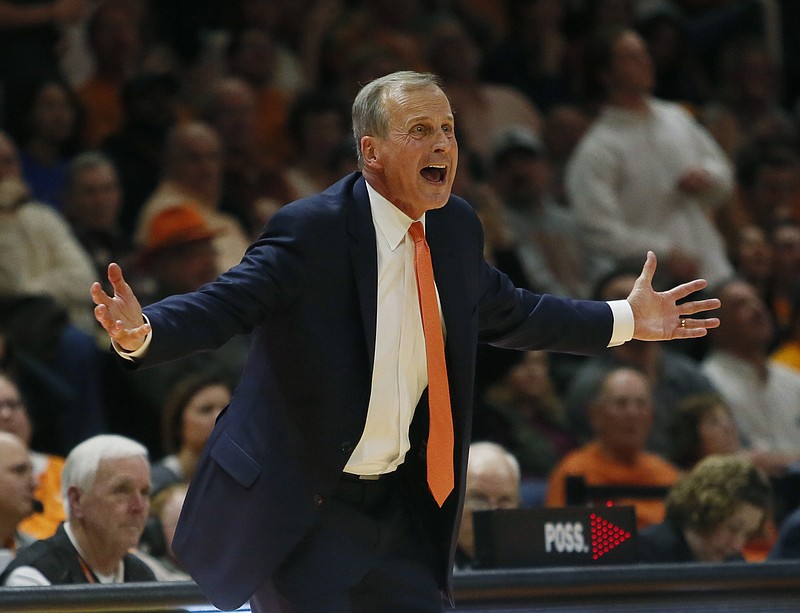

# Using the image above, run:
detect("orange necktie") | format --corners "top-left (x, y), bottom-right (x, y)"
top-left (409, 221), bottom-right (454, 507)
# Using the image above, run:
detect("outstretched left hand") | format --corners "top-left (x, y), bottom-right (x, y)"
top-left (628, 251), bottom-right (720, 341)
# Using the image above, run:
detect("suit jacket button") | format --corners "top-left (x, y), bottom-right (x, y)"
top-left (313, 494), bottom-right (324, 506)
top-left (340, 441), bottom-right (353, 454)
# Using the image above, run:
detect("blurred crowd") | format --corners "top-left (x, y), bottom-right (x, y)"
top-left (3, 0), bottom-right (800, 584)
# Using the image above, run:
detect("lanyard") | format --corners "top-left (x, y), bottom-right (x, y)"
top-left (77, 555), bottom-right (98, 584)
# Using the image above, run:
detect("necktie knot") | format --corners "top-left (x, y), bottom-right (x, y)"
top-left (408, 221), bottom-right (426, 245)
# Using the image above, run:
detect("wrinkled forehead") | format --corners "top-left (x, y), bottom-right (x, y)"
top-left (92, 455), bottom-right (150, 487)
top-left (382, 83), bottom-right (450, 114)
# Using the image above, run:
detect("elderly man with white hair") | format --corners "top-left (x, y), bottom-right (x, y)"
top-left (456, 441), bottom-right (521, 568)
top-left (0, 434), bottom-right (155, 586)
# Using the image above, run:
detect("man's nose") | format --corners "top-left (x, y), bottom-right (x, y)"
top-left (130, 493), bottom-right (148, 512)
top-left (434, 128), bottom-right (453, 151)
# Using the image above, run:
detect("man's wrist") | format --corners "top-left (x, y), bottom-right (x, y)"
top-left (113, 315), bottom-right (152, 360)
top-left (607, 300), bottom-right (634, 347)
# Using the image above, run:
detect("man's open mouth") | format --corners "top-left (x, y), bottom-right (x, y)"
top-left (420, 164), bottom-right (447, 183)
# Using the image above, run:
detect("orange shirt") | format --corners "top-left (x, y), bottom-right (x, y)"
top-left (545, 442), bottom-right (680, 529)
top-left (253, 87), bottom-right (292, 167)
top-left (18, 453), bottom-right (65, 540)
top-left (77, 77), bottom-right (122, 148)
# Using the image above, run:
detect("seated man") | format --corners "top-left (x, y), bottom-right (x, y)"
top-left (0, 432), bottom-right (37, 574)
top-left (545, 367), bottom-right (680, 529)
top-left (702, 278), bottom-right (800, 461)
top-left (456, 441), bottom-right (521, 569)
top-left (0, 434), bottom-right (155, 585)
top-left (0, 372), bottom-right (65, 540)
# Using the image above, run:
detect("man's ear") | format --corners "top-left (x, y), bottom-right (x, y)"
top-left (361, 136), bottom-right (380, 168)
top-left (67, 486), bottom-right (83, 519)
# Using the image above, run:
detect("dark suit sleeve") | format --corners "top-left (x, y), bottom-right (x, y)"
top-left (139, 202), bottom-right (308, 366)
top-left (476, 258), bottom-right (613, 355)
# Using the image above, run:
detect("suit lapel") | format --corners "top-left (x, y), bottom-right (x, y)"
top-left (347, 176), bottom-right (378, 369)
top-left (425, 205), bottom-right (461, 342)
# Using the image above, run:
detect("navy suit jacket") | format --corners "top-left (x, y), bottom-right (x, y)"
top-left (142, 173), bottom-right (614, 609)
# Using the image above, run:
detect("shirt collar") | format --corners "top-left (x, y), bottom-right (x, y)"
top-left (602, 97), bottom-right (655, 121)
top-left (365, 181), bottom-right (425, 251)
top-left (63, 521), bottom-right (124, 582)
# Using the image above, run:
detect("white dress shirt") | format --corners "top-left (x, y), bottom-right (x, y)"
top-left (344, 183), bottom-right (433, 475)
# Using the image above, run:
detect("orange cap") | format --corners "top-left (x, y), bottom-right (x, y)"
top-left (144, 204), bottom-right (217, 254)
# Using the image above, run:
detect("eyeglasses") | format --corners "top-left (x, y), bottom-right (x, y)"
top-left (464, 493), bottom-right (519, 512)
top-left (0, 398), bottom-right (24, 411)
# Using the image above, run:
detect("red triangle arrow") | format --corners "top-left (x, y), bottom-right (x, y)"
top-left (590, 512), bottom-right (632, 560)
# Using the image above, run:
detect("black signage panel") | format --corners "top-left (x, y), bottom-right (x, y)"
top-left (472, 506), bottom-right (638, 568)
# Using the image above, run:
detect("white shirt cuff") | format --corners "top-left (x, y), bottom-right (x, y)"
top-left (607, 300), bottom-right (634, 347)
top-left (112, 314), bottom-right (152, 361)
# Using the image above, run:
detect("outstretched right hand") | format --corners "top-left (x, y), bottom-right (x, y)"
top-left (90, 263), bottom-right (150, 352)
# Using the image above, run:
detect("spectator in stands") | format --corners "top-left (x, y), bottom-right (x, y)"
top-left (702, 36), bottom-right (796, 159)
top-left (546, 366), bottom-right (680, 529)
top-left (476, 350), bottom-right (576, 480)
top-left (138, 483), bottom-right (190, 581)
top-left (134, 121), bottom-right (250, 275)
top-left (331, 41), bottom-right (408, 109)
top-left (8, 77), bottom-right (80, 211)
top-left (773, 287), bottom-right (800, 374)
top-left (733, 141), bottom-right (800, 234)
top-left (702, 278), bottom-right (800, 461)
top-left (135, 205), bottom-right (219, 306)
top-left (456, 441), bottom-right (521, 569)
top-left (565, 26), bottom-right (734, 288)
top-left (481, 0), bottom-right (573, 113)
top-left (0, 372), bottom-right (65, 540)
top-left (0, 432), bottom-right (37, 574)
top-left (489, 125), bottom-right (597, 299)
top-left (0, 0), bottom-right (87, 126)
top-left (225, 27), bottom-right (294, 167)
top-left (150, 371), bottom-right (232, 497)
top-left (669, 392), bottom-right (744, 471)
top-left (636, 3), bottom-right (711, 108)
top-left (639, 455), bottom-right (771, 563)
top-left (541, 104), bottom-right (590, 206)
top-left (199, 76), bottom-right (292, 238)
top-left (0, 129), bottom-right (96, 335)
top-left (282, 89), bottom-right (352, 201)
top-left (1, 434), bottom-right (155, 586)
top-left (426, 18), bottom-right (543, 170)
top-left (565, 262), bottom-right (716, 455)
top-left (226, 0), bottom-right (307, 97)
top-left (76, 0), bottom-right (144, 148)
top-left (315, 0), bottom-right (434, 101)
top-left (63, 151), bottom-right (134, 290)
top-left (102, 71), bottom-right (181, 236)
top-left (767, 220), bottom-right (800, 337)
top-left (451, 148), bottom-right (532, 291)
top-left (0, 300), bottom-right (108, 457)
top-left (729, 224), bottom-right (773, 303)
top-left (668, 391), bottom-right (795, 478)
